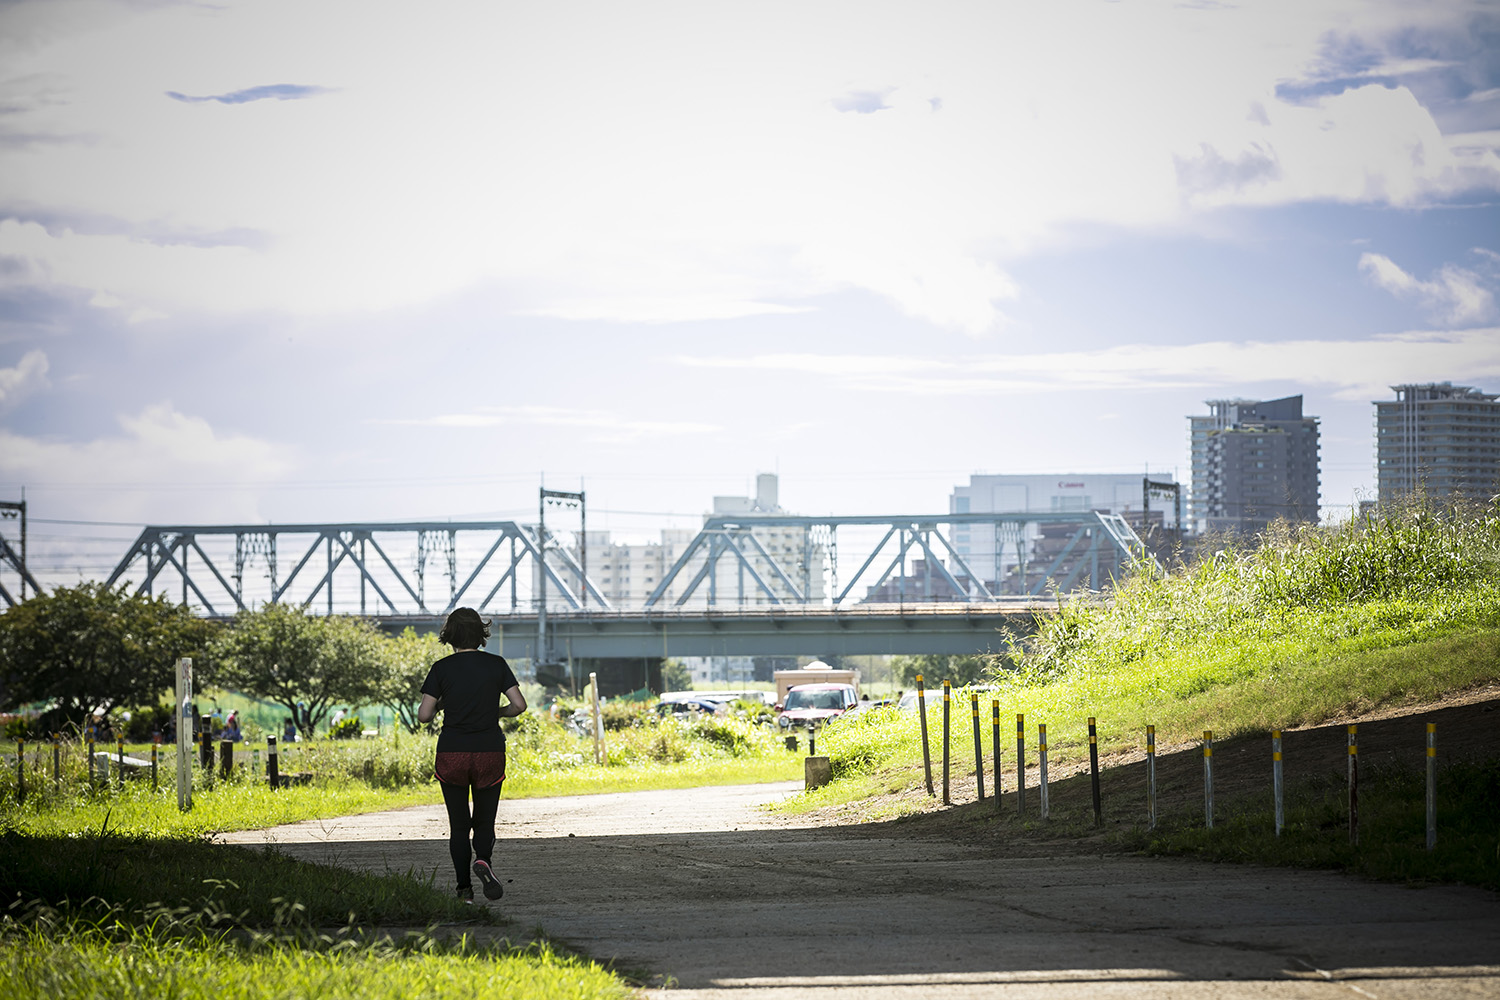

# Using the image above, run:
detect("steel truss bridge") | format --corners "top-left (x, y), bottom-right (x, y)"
top-left (101, 512), bottom-right (1155, 658)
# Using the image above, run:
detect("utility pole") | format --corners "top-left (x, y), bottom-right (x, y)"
top-left (0, 498), bottom-right (39, 606)
top-left (537, 486), bottom-right (586, 679)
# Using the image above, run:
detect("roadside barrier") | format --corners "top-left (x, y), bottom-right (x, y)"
top-left (916, 675), bottom-right (934, 797)
top-left (1146, 725), bottom-right (1157, 830)
top-left (991, 701), bottom-right (1002, 815)
top-left (1203, 731), bottom-right (1214, 829)
top-left (1347, 725), bottom-right (1359, 845)
top-left (1038, 723), bottom-right (1050, 820)
top-left (970, 693), bottom-right (984, 801)
top-left (1272, 730), bottom-right (1283, 836)
top-left (942, 680), bottom-right (951, 806)
top-left (1015, 714), bottom-right (1026, 815)
top-left (1087, 717), bottom-right (1101, 827)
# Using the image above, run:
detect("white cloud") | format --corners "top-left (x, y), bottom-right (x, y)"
top-left (1358, 252), bottom-right (1495, 325)
top-left (675, 327), bottom-right (1500, 401)
top-left (0, 402), bottom-right (293, 522)
top-left (375, 405), bottom-right (719, 443)
top-left (0, 349), bottom-right (49, 407)
top-left (0, 0), bottom-right (1494, 335)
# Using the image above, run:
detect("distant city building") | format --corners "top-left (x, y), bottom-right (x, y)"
top-left (946, 473), bottom-right (1177, 595)
top-left (558, 473), bottom-right (824, 612)
top-left (1189, 395), bottom-right (1320, 534)
top-left (1375, 383), bottom-right (1500, 505)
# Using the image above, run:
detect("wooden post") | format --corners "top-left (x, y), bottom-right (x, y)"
top-left (589, 671), bottom-right (605, 765)
top-left (917, 675), bottom-right (934, 797)
top-left (52, 733), bottom-right (60, 790)
top-left (1038, 723), bottom-right (1049, 820)
top-left (1203, 730), bottom-right (1214, 829)
top-left (1015, 714), bottom-right (1026, 815)
top-left (175, 657), bottom-right (193, 812)
top-left (941, 681), bottom-right (951, 806)
top-left (14, 740), bottom-right (23, 806)
top-left (199, 715), bottom-right (213, 772)
top-left (86, 730), bottom-right (95, 789)
top-left (219, 740), bottom-right (233, 781)
top-left (115, 737), bottom-right (125, 790)
top-left (1272, 730), bottom-right (1284, 837)
top-left (267, 735), bottom-right (281, 790)
top-left (1087, 717), bottom-right (1102, 827)
top-left (1146, 725), bottom-right (1157, 830)
top-left (971, 693), bottom-right (984, 801)
top-left (1425, 722), bottom-right (1436, 851)
top-left (152, 734), bottom-right (160, 792)
top-left (991, 701), bottom-right (1002, 815)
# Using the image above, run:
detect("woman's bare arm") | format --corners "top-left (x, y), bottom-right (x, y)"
top-left (499, 685), bottom-right (527, 718)
top-left (417, 693), bottom-right (440, 724)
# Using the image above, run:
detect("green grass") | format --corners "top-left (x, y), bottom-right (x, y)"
top-left (0, 827), bottom-right (630, 1000)
top-left (1, 935), bottom-right (631, 1000)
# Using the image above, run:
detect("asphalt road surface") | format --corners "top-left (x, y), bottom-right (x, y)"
top-left (220, 782), bottom-right (1500, 998)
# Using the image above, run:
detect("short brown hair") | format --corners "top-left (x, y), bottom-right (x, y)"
top-left (439, 607), bottom-right (490, 649)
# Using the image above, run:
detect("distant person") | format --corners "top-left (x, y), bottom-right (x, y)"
top-left (223, 711), bottom-right (241, 742)
top-left (418, 607), bottom-right (526, 903)
top-left (282, 718), bottom-right (296, 743)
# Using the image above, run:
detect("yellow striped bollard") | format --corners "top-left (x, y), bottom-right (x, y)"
top-left (1015, 714), bottom-right (1026, 815)
top-left (1425, 722), bottom-right (1436, 851)
top-left (1038, 723), bottom-right (1049, 820)
top-left (991, 701), bottom-right (1002, 815)
top-left (1272, 730), bottom-right (1284, 837)
top-left (1203, 730), bottom-right (1214, 829)
top-left (970, 693), bottom-right (984, 801)
top-left (941, 681), bottom-right (951, 806)
top-left (1087, 717), bottom-right (1101, 827)
top-left (1146, 725), bottom-right (1157, 830)
top-left (1347, 724), bottom-right (1359, 846)
top-left (917, 675), bottom-right (934, 797)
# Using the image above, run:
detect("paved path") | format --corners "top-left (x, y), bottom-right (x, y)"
top-left (221, 783), bottom-right (1500, 998)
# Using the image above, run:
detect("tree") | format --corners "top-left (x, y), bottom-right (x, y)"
top-left (0, 582), bottom-right (217, 727)
top-left (374, 627), bottom-right (445, 733)
top-left (661, 658), bottom-right (692, 692)
top-left (213, 604), bottom-right (384, 737)
top-left (891, 654), bottom-right (992, 689)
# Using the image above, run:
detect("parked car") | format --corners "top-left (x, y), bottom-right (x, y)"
top-left (776, 683), bottom-right (858, 730)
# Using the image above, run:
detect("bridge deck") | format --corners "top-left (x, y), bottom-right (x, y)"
top-left (376, 601), bottom-right (1060, 658)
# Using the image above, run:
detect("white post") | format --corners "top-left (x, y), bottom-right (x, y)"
top-left (175, 657), bottom-right (193, 812)
top-left (1272, 730), bottom-right (1284, 837)
top-left (589, 671), bottom-right (605, 765)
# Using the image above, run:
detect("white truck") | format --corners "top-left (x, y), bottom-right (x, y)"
top-left (773, 661), bottom-right (860, 706)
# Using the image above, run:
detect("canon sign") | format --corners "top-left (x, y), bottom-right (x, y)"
top-left (1057, 481), bottom-right (1086, 488)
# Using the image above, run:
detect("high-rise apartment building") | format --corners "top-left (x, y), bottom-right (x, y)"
top-left (1189, 395), bottom-right (1320, 534)
top-left (1375, 383), bottom-right (1500, 504)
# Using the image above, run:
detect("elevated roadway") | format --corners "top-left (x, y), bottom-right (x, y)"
top-left (377, 600), bottom-right (1055, 659)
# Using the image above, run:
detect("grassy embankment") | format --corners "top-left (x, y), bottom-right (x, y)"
top-left (798, 500), bottom-right (1500, 886)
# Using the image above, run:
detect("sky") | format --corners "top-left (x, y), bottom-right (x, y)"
top-left (1, 0), bottom-right (1499, 587)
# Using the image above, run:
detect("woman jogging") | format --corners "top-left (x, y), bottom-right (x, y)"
top-left (417, 607), bottom-right (527, 902)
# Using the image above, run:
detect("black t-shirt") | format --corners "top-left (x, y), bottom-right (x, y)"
top-left (420, 650), bottom-right (520, 753)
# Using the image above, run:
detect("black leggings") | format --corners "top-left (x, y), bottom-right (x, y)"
top-left (440, 780), bottom-right (503, 887)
